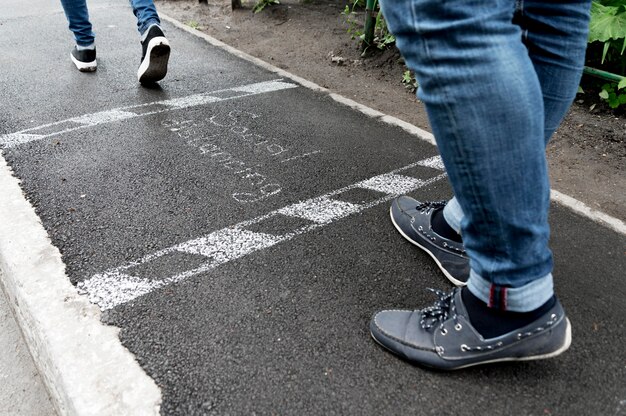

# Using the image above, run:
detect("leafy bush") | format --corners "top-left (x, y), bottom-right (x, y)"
top-left (341, 1), bottom-right (365, 41)
top-left (588, 0), bottom-right (626, 66)
top-left (401, 70), bottom-right (418, 92)
top-left (599, 79), bottom-right (626, 108)
top-left (373, 9), bottom-right (395, 50)
top-left (586, 0), bottom-right (626, 109)
top-left (253, 0), bottom-right (279, 13)
top-left (341, 0), bottom-right (394, 50)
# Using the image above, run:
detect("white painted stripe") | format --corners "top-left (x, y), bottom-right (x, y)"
top-left (70, 109), bottom-right (137, 125)
top-left (0, 154), bottom-right (161, 415)
top-left (230, 80), bottom-right (299, 94)
top-left (278, 197), bottom-right (361, 224)
top-left (160, 94), bottom-right (220, 109)
top-left (0, 80), bottom-right (298, 148)
top-left (357, 173), bottom-right (425, 195)
top-left (0, 133), bottom-right (45, 147)
top-left (83, 271), bottom-right (167, 308)
top-left (417, 155), bottom-right (445, 171)
top-left (77, 159), bottom-right (447, 310)
top-left (550, 190), bottom-right (626, 235)
top-left (177, 229), bottom-right (281, 261)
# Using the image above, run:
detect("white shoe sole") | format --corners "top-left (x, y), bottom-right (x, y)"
top-left (137, 37), bottom-right (170, 84)
top-left (70, 52), bottom-right (97, 72)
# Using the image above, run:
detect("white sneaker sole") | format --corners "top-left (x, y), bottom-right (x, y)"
top-left (70, 52), bottom-right (97, 72)
top-left (137, 37), bottom-right (170, 84)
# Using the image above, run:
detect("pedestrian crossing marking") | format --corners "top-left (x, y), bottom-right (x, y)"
top-left (77, 156), bottom-right (446, 310)
top-left (0, 79), bottom-right (298, 148)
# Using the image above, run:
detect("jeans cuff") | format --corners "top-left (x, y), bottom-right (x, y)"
top-left (467, 270), bottom-right (554, 312)
top-left (139, 19), bottom-right (161, 38)
top-left (442, 196), bottom-right (463, 235)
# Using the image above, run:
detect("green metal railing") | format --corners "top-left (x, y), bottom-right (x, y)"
top-left (583, 66), bottom-right (625, 84)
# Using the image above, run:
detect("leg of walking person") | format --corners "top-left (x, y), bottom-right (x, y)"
top-left (129, 0), bottom-right (161, 35)
top-left (370, 0), bottom-right (591, 369)
top-left (60, 0), bottom-right (97, 71)
top-left (129, 0), bottom-right (171, 84)
top-left (441, 0), bottom-right (591, 250)
top-left (388, 0), bottom-right (591, 287)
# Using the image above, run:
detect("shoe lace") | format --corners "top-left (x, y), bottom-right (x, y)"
top-left (419, 288), bottom-right (459, 331)
top-left (415, 200), bottom-right (447, 212)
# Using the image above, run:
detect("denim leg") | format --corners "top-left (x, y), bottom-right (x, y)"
top-left (381, 0), bottom-right (554, 310)
top-left (443, 0), bottom-right (591, 228)
top-left (129, 0), bottom-right (161, 35)
top-left (437, 1), bottom-right (590, 310)
top-left (59, 0), bottom-right (95, 46)
top-left (515, 0), bottom-right (591, 143)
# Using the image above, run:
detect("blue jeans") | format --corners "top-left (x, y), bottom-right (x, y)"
top-left (380, 0), bottom-right (590, 311)
top-left (60, 0), bottom-right (161, 46)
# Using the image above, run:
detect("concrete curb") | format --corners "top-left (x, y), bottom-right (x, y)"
top-left (161, 13), bottom-right (626, 237)
top-left (0, 154), bottom-right (161, 416)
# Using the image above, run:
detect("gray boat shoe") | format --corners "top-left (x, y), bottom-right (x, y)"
top-left (369, 288), bottom-right (571, 370)
top-left (390, 196), bottom-right (469, 286)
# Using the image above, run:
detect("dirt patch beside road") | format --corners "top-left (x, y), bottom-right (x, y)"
top-left (157, 0), bottom-right (626, 221)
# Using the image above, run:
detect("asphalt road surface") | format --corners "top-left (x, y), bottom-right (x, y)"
top-left (1, 1), bottom-right (625, 414)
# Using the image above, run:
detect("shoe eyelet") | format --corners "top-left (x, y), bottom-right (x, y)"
top-left (440, 328), bottom-right (447, 335)
top-left (454, 323), bottom-right (463, 331)
top-left (461, 344), bottom-right (470, 352)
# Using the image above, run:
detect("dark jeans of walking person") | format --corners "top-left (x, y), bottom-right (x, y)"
top-left (370, 0), bottom-right (591, 369)
top-left (60, 0), bottom-right (170, 84)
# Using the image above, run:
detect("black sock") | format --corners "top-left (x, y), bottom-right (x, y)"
top-left (461, 287), bottom-right (556, 339)
top-left (431, 208), bottom-right (462, 243)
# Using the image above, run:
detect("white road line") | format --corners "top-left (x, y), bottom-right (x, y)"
top-left (70, 109), bottom-right (137, 126)
top-left (550, 190), bottom-right (626, 235)
top-left (278, 197), bottom-right (361, 224)
top-left (358, 174), bottom-right (425, 195)
top-left (178, 229), bottom-right (281, 260)
top-left (0, 80), bottom-right (298, 148)
top-left (418, 155), bottom-right (446, 171)
top-left (77, 156), bottom-right (447, 310)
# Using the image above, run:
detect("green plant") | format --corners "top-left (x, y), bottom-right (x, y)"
top-left (342, 0), bottom-right (396, 50)
top-left (599, 79), bottom-right (626, 108)
top-left (185, 20), bottom-right (201, 30)
top-left (373, 10), bottom-right (395, 50)
top-left (342, 0), bottom-right (365, 41)
top-left (253, 0), bottom-right (279, 13)
top-left (588, 0), bottom-right (626, 65)
top-left (402, 70), bottom-right (418, 92)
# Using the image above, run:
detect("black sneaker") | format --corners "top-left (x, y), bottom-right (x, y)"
top-left (370, 288), bottom-right (572, 370)
top-left (70, 46), bottom-right (97, 72)
top-left (390, 196), bottom-right (469, 286)
top-left (138, 24), bottom-right (170, 84)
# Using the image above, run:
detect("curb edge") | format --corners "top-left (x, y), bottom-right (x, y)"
top-left (0, 154), bottom-right (162, 416)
